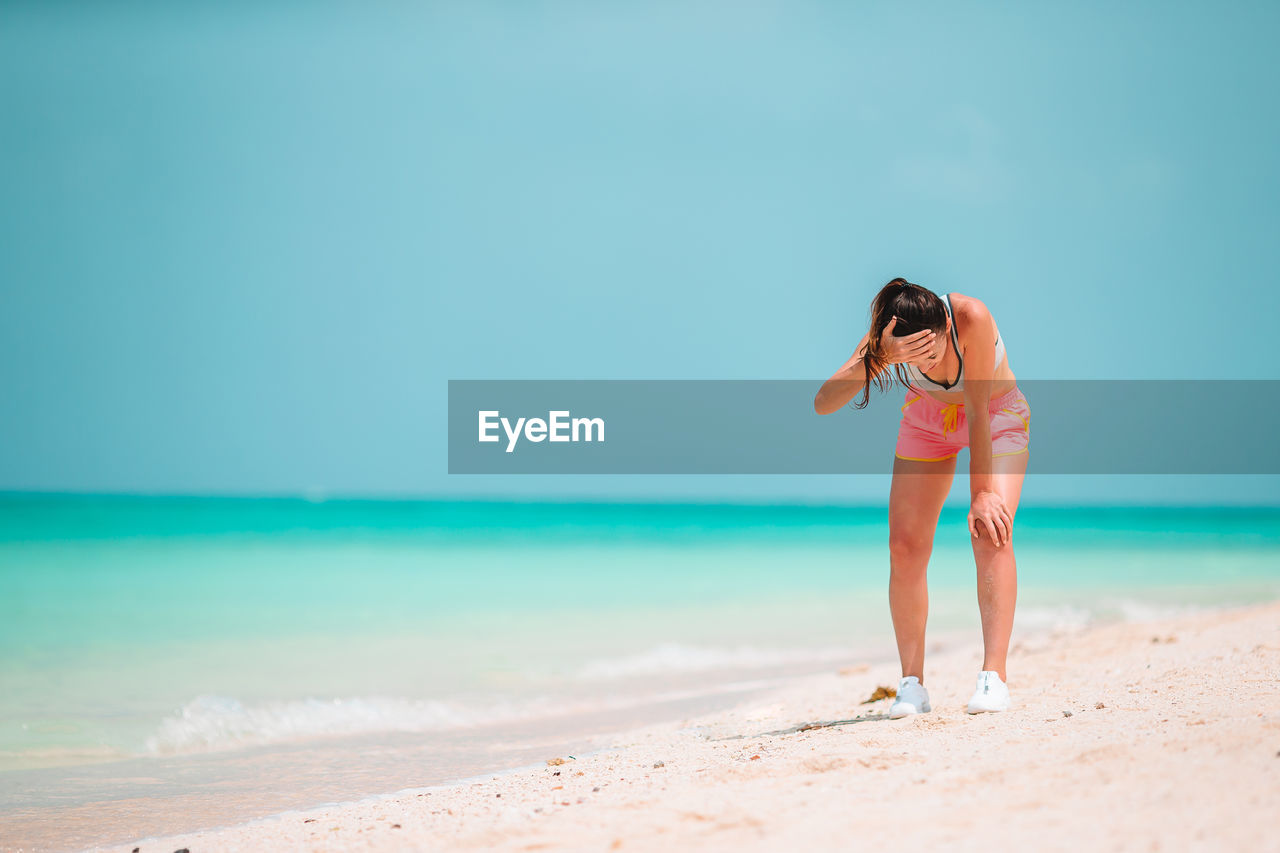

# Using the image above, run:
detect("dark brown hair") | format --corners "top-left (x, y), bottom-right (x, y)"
top-left (850, 277), bottom-right (948, 409)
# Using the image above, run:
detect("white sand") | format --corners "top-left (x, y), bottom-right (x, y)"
top-left (90, 601), bottom-right (1280, 853)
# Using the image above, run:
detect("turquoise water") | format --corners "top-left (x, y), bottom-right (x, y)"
top-left (2, 495), bottom-right (1279, 778)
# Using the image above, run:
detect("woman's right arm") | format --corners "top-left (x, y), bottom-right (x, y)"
top-left (813, 332), bottom-right (873, 415)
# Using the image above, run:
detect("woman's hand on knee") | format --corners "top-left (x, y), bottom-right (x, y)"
top-left (969, 489), bottom-right (1012, 548)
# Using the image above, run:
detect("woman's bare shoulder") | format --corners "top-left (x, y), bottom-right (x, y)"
top-left (949, 293), bottom-right (997, 345)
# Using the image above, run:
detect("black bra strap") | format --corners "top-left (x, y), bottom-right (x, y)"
top-left (935, 293), bottom-right (962, 389)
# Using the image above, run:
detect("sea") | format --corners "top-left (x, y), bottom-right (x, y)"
top-left (2, 495), bottom-right (1278, 850)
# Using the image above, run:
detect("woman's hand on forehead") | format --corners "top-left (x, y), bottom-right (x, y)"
top-left (881, 316), bottom-right (937, 365)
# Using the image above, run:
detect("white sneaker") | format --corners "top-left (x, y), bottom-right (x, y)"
top-left (966, 671), bottom-right (1011, 714)
top-left (888, 676), bottom-right (931, 719)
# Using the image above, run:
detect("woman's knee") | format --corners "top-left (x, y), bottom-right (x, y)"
top-left (970, 528), bottom-right (1015, 559)
top-left (889, 528), bottom-right (934, 568)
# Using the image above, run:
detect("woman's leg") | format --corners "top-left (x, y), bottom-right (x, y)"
top-left (972, 450), bottom-right (1030, 681)
top-left (888, 454), bottom-right (958, 683)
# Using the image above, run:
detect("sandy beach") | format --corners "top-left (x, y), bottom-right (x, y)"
top-left (74, 599), bottom-right (1280, 853)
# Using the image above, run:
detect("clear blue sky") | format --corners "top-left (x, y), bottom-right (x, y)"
top-left (2, 1), bottom-right (1277, 504)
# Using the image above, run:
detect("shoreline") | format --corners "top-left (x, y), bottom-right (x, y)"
top-left (72, 598), bottom-right (1280, 853)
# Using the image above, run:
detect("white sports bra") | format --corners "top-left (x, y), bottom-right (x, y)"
top-left (901, 293), bottom-right (1005, 393)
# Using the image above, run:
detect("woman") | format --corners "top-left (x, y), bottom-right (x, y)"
top-left (813, 278), bottom-right (1031, 717)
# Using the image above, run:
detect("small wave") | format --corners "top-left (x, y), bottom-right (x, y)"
top-left (574, 642), bottom-right (854, 680)
top-left (1109, 599), bottom-right (1211, 622)
top-left (144, 676), bottom-right (794, 756)
top-left (144, 695), bottom-right (490, 755)
top-left (1015, 605), bottom-right (1094, 634)
top-left (1017, 597), bottom-right (1232, 636)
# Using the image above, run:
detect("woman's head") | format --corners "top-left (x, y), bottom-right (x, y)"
top-left (849, 278), bottom-right (949, 409)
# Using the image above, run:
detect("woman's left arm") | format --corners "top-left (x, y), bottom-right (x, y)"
top-left (960, 300), bottom-right (1012, 547)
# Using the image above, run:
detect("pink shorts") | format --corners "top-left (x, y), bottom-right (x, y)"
top-left (895, 385), bottom-right (1031, 462)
